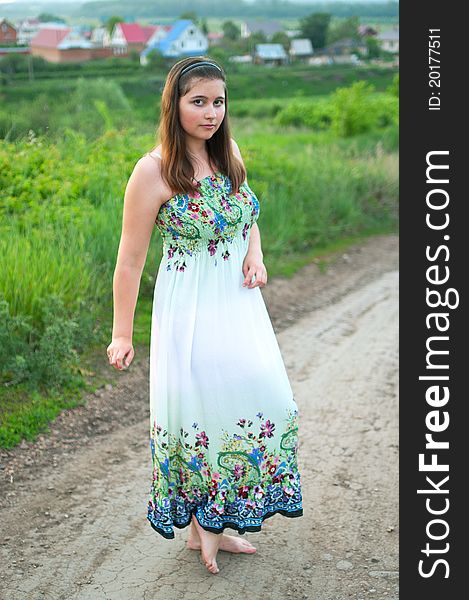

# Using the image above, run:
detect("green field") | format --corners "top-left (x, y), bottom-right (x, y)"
top-left (1, 63), bottom-right (397, 138)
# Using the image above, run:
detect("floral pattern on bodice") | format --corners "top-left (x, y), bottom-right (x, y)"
top-left (155, 173), bottom-right (260, 272)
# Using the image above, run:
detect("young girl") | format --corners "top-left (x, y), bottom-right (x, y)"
top-left (107, 56), bottom-right (303, 575)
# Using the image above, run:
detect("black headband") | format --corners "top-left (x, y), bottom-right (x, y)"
top-left (179, 61), bottom-right (223, 79)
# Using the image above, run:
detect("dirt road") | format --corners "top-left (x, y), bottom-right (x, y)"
top-left (0, 234), bottom-right (399, 600)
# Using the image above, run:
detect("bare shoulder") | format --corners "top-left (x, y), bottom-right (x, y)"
top-left (128, 149), bottom-right (171, 208)
top-left (231, 138), bottom-right (248, 186)
top-left (135, 147), bottom-right (163, 182)
top-left (230, 138), bottom-right (244, 164)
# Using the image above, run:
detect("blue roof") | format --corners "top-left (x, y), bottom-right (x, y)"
top-left (142, 19), bottom-right (194, 58)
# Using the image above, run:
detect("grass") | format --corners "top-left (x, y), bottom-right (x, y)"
top-left (0, 227), bottom-right (396, 450)
top-left (0, 70), bottom-right (398, 449)
top-left (1, 64), bottom-right (398, 138)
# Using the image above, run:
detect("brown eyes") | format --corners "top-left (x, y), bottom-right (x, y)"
top-left (193, 100), bottom-right (224, 106)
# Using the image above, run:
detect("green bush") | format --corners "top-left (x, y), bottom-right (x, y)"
top-left (273, 82), bottom-right (398, 137)
top-left (64, 77), bottom-right (132, 135)
top-left (0, 294), bottom-right (88, 388)
top-left (368, 93), bottom-right (399, 128)
top-left (0, 53), bottom-right (28, 74)
top-left (230, 98), bottom-right (285, 119)
top-left (329, 80), bottom-right (377, 137)
top-left (274, 97), bottom-right (334, 129)
top-left (145, 48), bottom-right (168, 70)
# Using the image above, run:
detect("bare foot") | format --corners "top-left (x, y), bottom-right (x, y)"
top-left (187, 517), bottom-right (257, 554)
top-left (191, 514), bottom-right (221, 574)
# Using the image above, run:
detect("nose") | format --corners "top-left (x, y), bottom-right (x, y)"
top-left (205, 105), bottom-right (217, 119)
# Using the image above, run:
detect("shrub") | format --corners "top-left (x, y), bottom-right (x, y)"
top-left (61, 77), bottom-right (132, 136)
top-left (274, 97), bottom-right (334, 130)
top-left (0, 294), bottom-right (86, 389)
top-left (231, 98), bottom-right (285, 119)
top-left (274, 81), bottom-right (398, 137)
top-left (329, 80), bottom-right (377, 137)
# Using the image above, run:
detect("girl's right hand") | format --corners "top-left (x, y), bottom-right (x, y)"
top-left (107, 338), bottom-right (134, 371)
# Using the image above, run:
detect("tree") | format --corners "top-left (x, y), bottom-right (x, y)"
top-left (222, 20), bottom-right (240, 41)
top-left (299, 13), bottom-right (331, 50)
top-left (366, 37), bottom-right (381, 59)
top-left (180, 11), bottom-right (199, 27)
top-left (0, 54), bottom-right (28, 75)
top-left (128, 49), bottom-right (141, 63)
top-left (106, 16), bottom-right (124, 36)
top-left (208, 46), bottom-right (235, 65)
top-left (271, 31), bottom-right (291, 52)
top-left (245, 31), bottom-right (268, 55)
top-left (200, 18), bottom-right (209, 36)
top-left (146, 49), bottom-right (167, 71)
top-left (37, 13), bottom-right (65, 23)
top-left (326, 16), bottom-right (361, 45)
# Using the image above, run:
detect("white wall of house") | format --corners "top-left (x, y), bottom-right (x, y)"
top-left (91, 27), bottom-right (106, 46)
top-left (17, 23), bottom-right (39, 45)
top-left (381, 39), bottom-right (399, 53)
top-left (165, 24), bottom-right (208, 56)
top-left (111, 25), bottom-right (127, 51)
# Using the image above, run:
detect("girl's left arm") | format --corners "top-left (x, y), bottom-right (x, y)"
top-left (247, 222), bottom-right (263, 261)
top-left (243, 223), bottom-right (267, 288)
top-left (231, 138), bottom-right (267, 288)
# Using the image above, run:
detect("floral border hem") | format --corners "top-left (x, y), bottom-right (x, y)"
top-left (147, 504), bottom-right (304, 540)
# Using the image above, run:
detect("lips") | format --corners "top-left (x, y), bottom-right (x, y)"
top-left (201, 124), bottom-right (215, 128)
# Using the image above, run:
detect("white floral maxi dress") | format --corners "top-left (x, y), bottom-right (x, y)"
top-left (146, 153), bottom-right (303, 538)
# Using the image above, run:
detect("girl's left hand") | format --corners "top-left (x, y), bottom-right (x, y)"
top-left (242, 252), bottom-right (267, 288)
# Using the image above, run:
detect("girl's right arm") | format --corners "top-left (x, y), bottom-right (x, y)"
top-left (107, 156), bottom-right (165, 370)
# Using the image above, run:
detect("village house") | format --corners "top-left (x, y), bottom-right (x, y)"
top-left (140, 20), bottom-right (208, 65)
top-left (109, 22), bottom-right (160, 56)
top-left (289, 38), bottom-right (314, 62)
top-left (14, 18), bottom-right (41, 45)
top-left (207, 31), bottom-right (223, 46)
top-left (254, 43), bottom-right (289, 66)
top-left (314, 37), bottom-right (367, 64)
top-left (90, 26), bottom-right (107, 47)
top-left (30, 26), bottom-right (112, 63)
top-left (0, 17), bottom-right (16, 44)
top-left (145, 24), bottom-right (173, 48)
top-left (241, 20), bottom-right (285, 40)
top-left (376, 27), bottom-right (399, 54)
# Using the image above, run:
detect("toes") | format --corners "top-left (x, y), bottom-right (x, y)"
top-left (206, 560), bottom-right (219, 574)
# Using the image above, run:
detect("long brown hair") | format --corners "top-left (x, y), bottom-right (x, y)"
top-left (156, 56), bottom-right (246, 196)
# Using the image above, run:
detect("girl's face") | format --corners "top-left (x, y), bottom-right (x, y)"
top-left (178, 77), bottom-right (226, 142)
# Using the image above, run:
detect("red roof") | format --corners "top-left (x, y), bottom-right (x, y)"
top-left (118, 23), bottom-right (146, 43)
top-left (30, 28), bottom-right (71, 49)
top-left (118, 23), bottom-right (171, 44)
